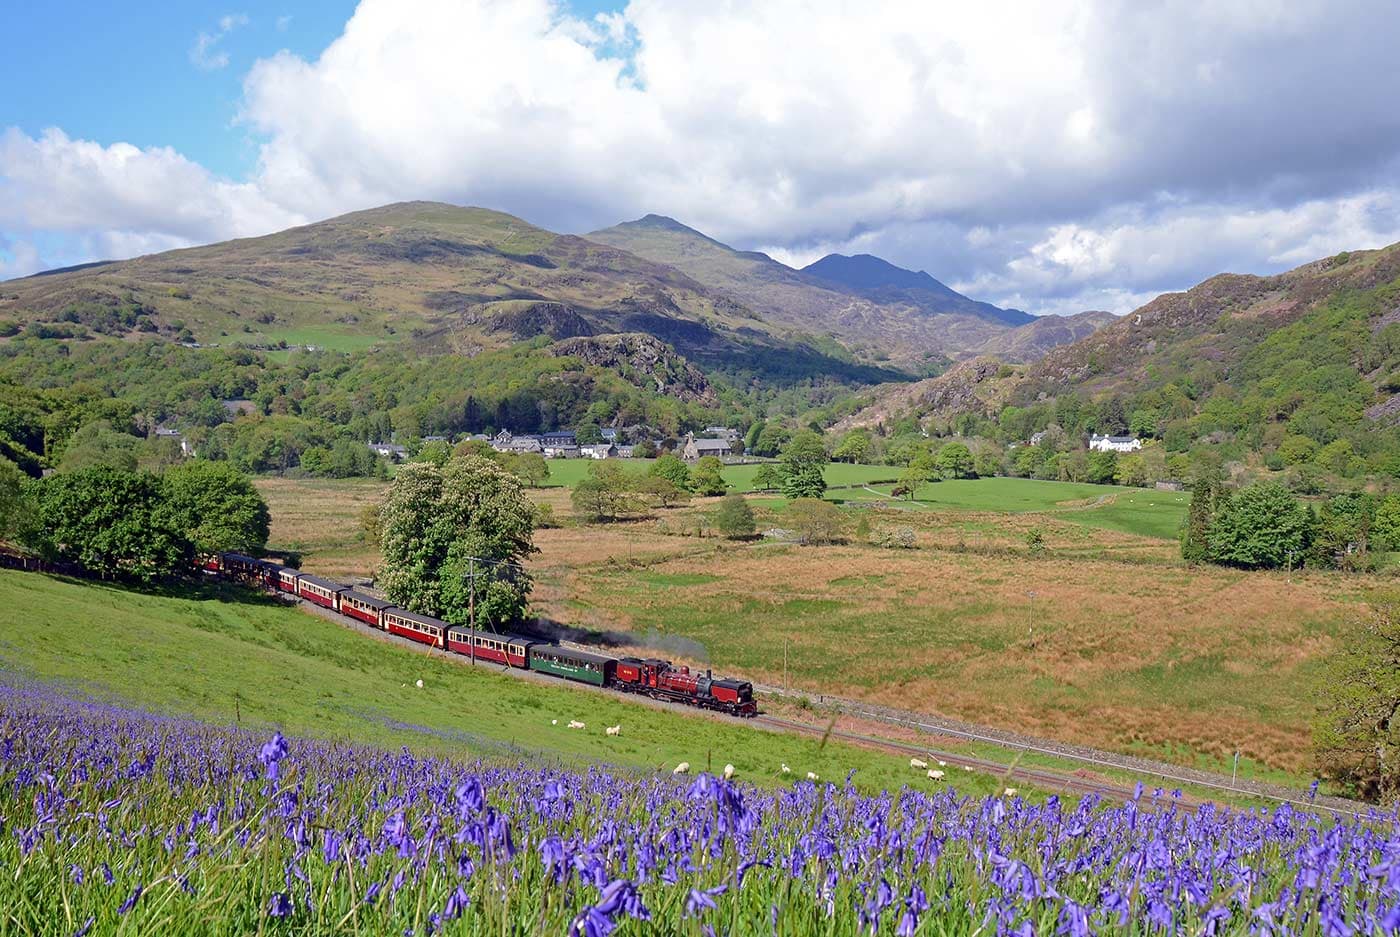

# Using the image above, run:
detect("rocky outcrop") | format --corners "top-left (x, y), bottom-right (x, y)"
top-left (550, 333), bottom-right (717, 404)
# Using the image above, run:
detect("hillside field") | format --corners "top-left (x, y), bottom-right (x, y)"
top-left (0, 569), bottom-right (995, 796)
top-left (255, 473), bottom-right (1379, 784)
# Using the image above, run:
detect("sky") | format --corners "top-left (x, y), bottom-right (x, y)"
top-left (3, 0), bottom-right (1400, 316)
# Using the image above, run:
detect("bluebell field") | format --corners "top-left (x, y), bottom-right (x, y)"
top-left (2, 683), bottom-right (1399, 935)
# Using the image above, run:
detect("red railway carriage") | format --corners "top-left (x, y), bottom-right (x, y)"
top-left (383, 607), bottom-right (446, 649)
top-left (444, 626), bottom-right (534, 667)
top-left (220, 553), bottom-right (279, 588)
top-left (199, 554), bottom-right (222, 573)
top-left (276, 567), bottom-right (300, 594)
top-left (339, 590), bottom-right (391, 628)
top-left (297, 574), bottom-right (345, 609)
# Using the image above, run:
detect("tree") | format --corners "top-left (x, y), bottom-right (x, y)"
top-left (1374, 496), bottom-right (1400, 552)
top-left (162, 460), bottom-right (271, 555)
top-left (636, 474), bottom-right (688, 509)
top-left (1085, 450), bottom-right (1118, 485)
top-left (57, 421), bottom-right (140, 473)
top-left (412, 440), bottom-right (453, 466)
top-left (500, 452), bottom-right (550, 487)
top-left (832, 430), bottom-right (870, 464)
top-left (1206, 482), bottom-right (1311, 569)
top-left (33, 466), bottom-right (190, 581)
top-left (897, 450), bottom-right (938, 498)
top-left (575, 422), bottom-right (604, 445)
top-left (650, 453), bottom-right (693, 492)
top-left (1311, 493), bottom-right (1376, 570)
top-left (1313, 603), bottom-right (1400, 801)
top-left (0, 457), bottom-right (32, 543)
top-left (379, 457), bottom-right (536, 626)
top-left (784, 498), bottom-right (847, 545)
top-left (754, 424), bottom-right (792, 458)
top-left (571, 460), bottom-right (646, 523)
top-left (691, 456), bottom-right (726, 496)
top-left (631, 440), bottom-right (657, 459)
top-left (1180, 459), bottom-right (1224, 564)
top-left (1114, 453), bottom-right (1150, 488)
top-left (712, 493), bottom-right (756, 540)
top-left (934, 442), bottom-right (976, 479)
top-left (1278, 434), bottom-right (1319, 466)
top-left (779, 430), bottom-right (827, 500)
top-left (750, 463), bottom-right (784, 491)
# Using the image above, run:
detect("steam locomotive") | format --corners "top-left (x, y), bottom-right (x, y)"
top-left (209, 552), bottom-right (758, 717)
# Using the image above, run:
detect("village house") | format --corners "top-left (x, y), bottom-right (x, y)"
top-left (600, 427), bottom-right (619, 442)
top-left (491, 430), bottom-right (578, 458)
top-left (1088, 434), bottom-right (1143, 453)
top-left (682, 432), bottom-right (733, 462)
top-left (154, 426), bottom-right (196, 458)
top-left (368, 442), bottom-right (408, 461)
top-left (580, 443), bottom-right (617, 460)
top-left (1029, 431), bottom-right (1047, 446)
top-left (704, 425), bottom-right (740, 440)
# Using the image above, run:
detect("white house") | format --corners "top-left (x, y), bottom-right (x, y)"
top-left (580, 443), bottom-right (617, 460)
top-left (369, 442), bottom-right (408, 461)
top-left (704, 425), bottom-right (740, 441)
top-left (1088, 434), bottom-right (1143, 453)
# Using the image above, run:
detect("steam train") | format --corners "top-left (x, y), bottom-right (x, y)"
top-left (209, 552), bottom-right (759, 717)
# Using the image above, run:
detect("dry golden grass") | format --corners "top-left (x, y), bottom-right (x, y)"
top-left (253, 476), bottom-right (1394, 778)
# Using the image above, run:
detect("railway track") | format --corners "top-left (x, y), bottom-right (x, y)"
top-left (756, 713), bottom-right (1157, 804)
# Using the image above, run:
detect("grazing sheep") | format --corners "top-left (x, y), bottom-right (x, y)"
top-left (605, 725), bottom-right (621, 737)
top-left (1003, 787), bottom-right (1018, 797)
top-left (673, 762), bottom-right (690, 775)
top-left (963, 765), bottom-right (973, 771)
top-left (806, 771), bottom-right (819, 781)
top-left (927, 769), bottom-right (945, 780)
top-left (722, 763), bottom-right (735, 780)
top-left (415, 679), bottom-right (424, 689)
top-left (780, 764), bottom-right (791, 774)
top-left (551, 719), bottom-right (558, 725)
top-left (909, 758), bottom-right (928, 770)
top-left (937, 760), bottom-right (946, 767)
top-left (567, 720), bottom-right (585, 730)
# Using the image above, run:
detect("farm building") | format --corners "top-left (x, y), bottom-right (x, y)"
top-left (1088, 434), bottom-right (1143, 453)
top-left (682, 433), bottom-right (732, 462)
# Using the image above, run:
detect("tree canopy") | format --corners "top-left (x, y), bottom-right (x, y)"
top-left (779, 430), bottom-right (828, 500)
top-left (379, 456), bottom-right (537, 627)
top-left (162, 460), bottom-right (271, 555)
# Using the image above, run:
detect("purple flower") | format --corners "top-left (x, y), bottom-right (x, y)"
top-left (258, 732), bottom-right (289, 780)
top-left (267, 892), bottom-right (293, 918)
top-left (685, 884), bottom-right (727, 917)
top-left (117, 885), bottom-right (143, 915)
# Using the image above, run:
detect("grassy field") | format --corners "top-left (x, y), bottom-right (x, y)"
top-left (254, 474), bottom-right (1380, 783)
top-left (0, 569), bottom-right (1006, 796)
top-left (537, 458), bottom-right (899, 492)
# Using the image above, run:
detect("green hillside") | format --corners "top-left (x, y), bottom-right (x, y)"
top-left (0, 569), bottom-right (964, 794)
top-left (0, 202), bottom-right (899, 387)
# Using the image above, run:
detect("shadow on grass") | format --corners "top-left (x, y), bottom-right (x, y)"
top-left (41, 572), bottom-right (295, 609)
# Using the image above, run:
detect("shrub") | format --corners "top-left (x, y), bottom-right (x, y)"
top-left (712, 493), bottom-right (756, 539)
top-left (785, 498), bottom-right (846, 545)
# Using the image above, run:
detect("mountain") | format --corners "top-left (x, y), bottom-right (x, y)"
top-left (800, 254), bottom-right (1032, 328)
top-left (973, 309), bottom-right (1118, 362)
top-left (586, 215), bottom-right (1037, 365)
top-left (0, 202), bottom-right (897, 386)
top-left (835, 243), bottom-right (1400, 445)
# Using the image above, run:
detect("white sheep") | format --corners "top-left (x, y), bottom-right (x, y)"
top-left (722, 763), bottom-right (735, 780)
top-left (551, 719), bottom-right (558, 726)
top-left (605, 725), bottom-right (621, 737)
top-left (780, 764), bottom-right (791, 774)
top-left (909, 758), bottom-right (928, 770)
top-left (937, 760), bottom-right (947, 767)
top-left (963, 765), bottom-right (973, 772)
top-left (1003, 787), bottom-right (1018, 797)
top-left (927, 769), bottom-right (945, 780)
top-left (806, 771), bottom-right (819, 781)
top-left (415, 679), bottom-right (424, 689)
top-left (673, 762), bottom-right (690, 775)
top-left (567, 720), bottom-right (585, 730)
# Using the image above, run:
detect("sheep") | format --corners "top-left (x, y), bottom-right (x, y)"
top-left (415, 679), bottom-right (424, 689)
top-left (937, 760), bottom-right (947, 767)
top-left (551, 719), bottom-right (558, 725)
top-left (673, 762), bottom-right (690, 775)
top-left (1003, 787), bottom-right (1018, 797)
top-left (909, 758), bottom-right (928, 770)
top-left (567, 720), bottom-right (585, 730)
top-left (780, 764), bottom-right (791, 775)
top-left (927, 769), bottom-right (945, 780)
top-left (722, 763), bottom-right (735, 780)
top-left (605, 725), bottom-right (621, 737)
top-left (806, 771), bottom-right (819, 781)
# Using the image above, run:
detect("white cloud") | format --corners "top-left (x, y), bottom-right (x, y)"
top-left (190, 12), bottom-right (249, 70)
top-left (3, 0), bottom-right (1400, 314)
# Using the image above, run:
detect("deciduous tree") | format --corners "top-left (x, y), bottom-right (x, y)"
top-left (712, 493), bottom-right (756, 540)
top-left (162, 460), bottom-right (271, 555)
top-left (1314, 603), bottom-right (1400, 802)
top-left (1206, 482), bottom-right (1311, 569)
top-left (691, 456), bottom-right (726, 496)
top-left (33, 466), bottom-right (190, 581)
top-left (779, 431), bottom-right (827, 500)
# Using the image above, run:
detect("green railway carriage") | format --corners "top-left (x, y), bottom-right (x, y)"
top-left (526, 645), bottom-right (615, 687)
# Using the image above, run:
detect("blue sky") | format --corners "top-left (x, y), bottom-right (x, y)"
top-left (3, 1), bottom-right (1399, 315)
